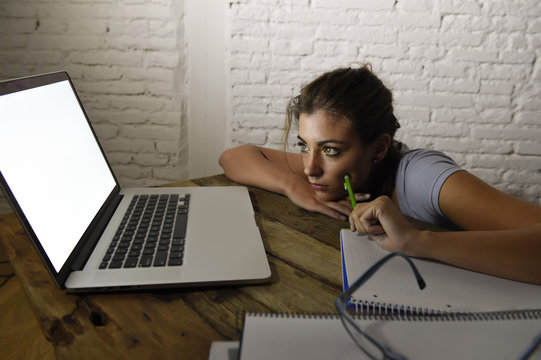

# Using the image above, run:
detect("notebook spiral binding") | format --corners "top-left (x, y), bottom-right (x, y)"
top-left (348, 299), bottom-right (451, 317)
top-left (245, 309), bottom-right (541, 323)
top-left (246, 312), bottom-right (340, 320)
top-left (348, 299), bottom-right (541, 321)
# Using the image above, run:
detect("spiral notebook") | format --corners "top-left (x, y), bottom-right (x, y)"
top-left (340, 229), bottom-right (541, 315)
top-left (237, 312), bottom-right (541, 359)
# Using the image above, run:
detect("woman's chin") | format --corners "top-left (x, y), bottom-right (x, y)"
top-left (315, 190), bottom-right (342, 202)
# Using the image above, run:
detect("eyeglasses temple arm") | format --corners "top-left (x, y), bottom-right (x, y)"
top-left (339, 251), bottom-right (426, 302)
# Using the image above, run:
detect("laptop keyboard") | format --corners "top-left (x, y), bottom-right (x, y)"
top-left (99, 193), bottom-right (190, 269)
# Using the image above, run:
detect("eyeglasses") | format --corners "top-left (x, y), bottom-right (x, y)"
top-left (520, 331), bottom-right (541, 360)
top-left (334, 251), bottom-right (541, 360)
top-left (334, 251), bottom-right (425, 360)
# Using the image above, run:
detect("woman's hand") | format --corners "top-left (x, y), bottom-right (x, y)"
top-left (348, 195), bottom-right (420, 254)
top-left (286, 178), bottom-right (370, 220)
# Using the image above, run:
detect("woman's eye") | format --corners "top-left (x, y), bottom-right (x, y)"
top-left (297, 142), bottom-right (308, 153)
top-left (323, 147), bottom-right (340, 156)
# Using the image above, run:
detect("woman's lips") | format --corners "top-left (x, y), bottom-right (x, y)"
top-left (310, 183), bottom-right (328, 191)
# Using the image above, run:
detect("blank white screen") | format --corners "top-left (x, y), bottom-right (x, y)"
top-left (0, 80), bottom-right (116, 272)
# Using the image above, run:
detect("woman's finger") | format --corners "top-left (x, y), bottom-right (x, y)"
top-left (350, 201), bottom-right (383, 235)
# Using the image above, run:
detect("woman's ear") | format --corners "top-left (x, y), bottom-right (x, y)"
top-left (371, 133), bottom-right (391, 163)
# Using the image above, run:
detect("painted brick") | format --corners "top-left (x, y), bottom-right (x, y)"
top-left (399, 30), bottom-right (439, 45)
top-left (101, 138), bottom-right (155, 153)
top-left (120, 124), bottom-right (179, 141)
top-left (449, 48), bottom-right (499, 63)
top-left (476, 94), bottom-right (511, 109)
top-left (232, 128), bottom-right (267, 145)
top-left (478, 109), bottom-right (512, 124)
top-left (517, 142), bottom-right (541, 156)
top-left (472, 126), bottom-right (541, 141)
top-left (434, 138), bottom-right (513, 155)
top-left (515, 111), bottom-right (541, 126)
top-left (398, 0), bottom-right (433, 12)
top-left (408, 45), bottom-right (446, 60)
top-left (0, 19), bottom-right (37, 34)
top-left (480, 80), bottom-right (514, 95)
top-left (237, 113), bottom-right (284, 128)
top-left (440, 0), bottom-right (481, 15)
top-left (440, 31), bottom-right (484, 47)
top-left (403, 92), bottom-right (473, 108)
top-left (133, 153), bottom-right (170, 167)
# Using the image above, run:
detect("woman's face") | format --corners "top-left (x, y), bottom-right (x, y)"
top-left (297, 110), bottom-right (376, 202)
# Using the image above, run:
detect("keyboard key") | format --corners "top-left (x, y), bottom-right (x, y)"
top-left (173, 212), bottom-right (188, 238)
top-left (172, 239), bottom-right (185, 246)
top-left (143, 248), bottom-right (155, 255)
top-left (113, 253), bottom-right (126, 262)
top-left (124, 258), bottom-right (138, 268)
top-left (139, 256), bottom-right (153, 267)
top-left (168, 258), bottom-right (183, 266)
top-left (109, 261), bottom-right (123, 269)
top-left (157, 245), bottom-right (169, 252)
top-left (128, 250), bottom-right (141, 257)
top-left (169, 251), bottom-right (183, 258)
top-left (153, 251), bottom-right (168, 267)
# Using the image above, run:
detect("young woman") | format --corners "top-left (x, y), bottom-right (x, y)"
top-left (219, 65), bottom-right (541, 285)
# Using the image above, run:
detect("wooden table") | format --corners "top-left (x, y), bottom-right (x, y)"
top-left (0, 175), bottom-right (347, 359)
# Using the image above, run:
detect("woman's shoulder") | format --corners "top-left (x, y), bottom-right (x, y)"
top-left (395, 145), bottom-right (464, 228)
top-left (397, 146), bottom-right (463, 189)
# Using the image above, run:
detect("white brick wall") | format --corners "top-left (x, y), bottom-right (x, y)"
top-left (1, 0), bottom-right (541, 214)
top-left (227, 0), bottom-right (541, 205)
top-left (0, 0), bottom-right (187, 213)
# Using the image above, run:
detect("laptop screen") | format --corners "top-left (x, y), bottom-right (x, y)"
top-left (0, 76), bottom-right (117, 272)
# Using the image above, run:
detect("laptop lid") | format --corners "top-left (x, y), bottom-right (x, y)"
top-left (0, 72), bottom-right (121, 288)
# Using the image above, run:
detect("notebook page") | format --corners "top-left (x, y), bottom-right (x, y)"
top-left (341, 230), bottom-right (541, 313)
top-left (364, 317), bottom-right (541, 359)
top-left (238, 314), bottom-right (359, 360)
top-left (238, 313), bottom-right (541, 359)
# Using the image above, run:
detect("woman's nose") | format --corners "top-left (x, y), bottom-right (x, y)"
top-left (304, 152), bottom-right (323, 178)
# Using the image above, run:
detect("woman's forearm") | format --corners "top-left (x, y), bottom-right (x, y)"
top-left (219, 145), bottom-right (302, 196)
top-left (409, 224), bottom-right (541, 285)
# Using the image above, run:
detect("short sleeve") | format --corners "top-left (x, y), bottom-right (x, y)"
top-left (395, 149), bottom-right (464, 228)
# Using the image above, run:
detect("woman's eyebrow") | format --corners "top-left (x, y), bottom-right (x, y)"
top-left (297, 135), bottom-right (346, 146)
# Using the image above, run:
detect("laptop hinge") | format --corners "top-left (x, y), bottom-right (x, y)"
top-left (71, 194), bottom-right (123, 271)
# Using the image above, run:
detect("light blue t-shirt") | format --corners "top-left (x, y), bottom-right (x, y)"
top-left (395, 148), bottom-right (464, 229)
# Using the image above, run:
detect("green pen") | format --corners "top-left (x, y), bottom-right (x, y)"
top-left (344, 174), bottom-right (356, 208)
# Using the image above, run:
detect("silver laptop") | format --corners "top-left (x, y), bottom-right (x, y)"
top-left (0, 71), bottom-right (271, 292)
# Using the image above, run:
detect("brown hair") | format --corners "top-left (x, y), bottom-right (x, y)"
top-left (283, 65), bottom-right (402, 197)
